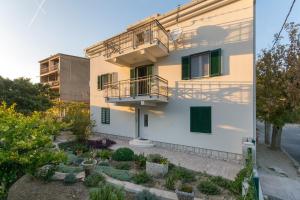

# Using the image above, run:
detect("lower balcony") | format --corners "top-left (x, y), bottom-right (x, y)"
top-left (104, 75), bottom-right (168, 106)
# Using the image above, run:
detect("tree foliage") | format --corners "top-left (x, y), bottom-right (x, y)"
top-left (0, 103), bottom-right (66, 198)
top-left (257, 22), bottom-right (300, 149)
top-left (0, 76), bottom-right (58, 115)
top-left (47, 101), bottom-right (93, 142)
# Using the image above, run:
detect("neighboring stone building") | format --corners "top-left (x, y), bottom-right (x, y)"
top-left (39, 53), bottom-right (90, 103)
top-left (85, 0), bottom-right (255, 163)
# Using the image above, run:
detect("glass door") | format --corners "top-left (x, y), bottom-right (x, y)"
top-left (130, 65), bottom-right (153, 97)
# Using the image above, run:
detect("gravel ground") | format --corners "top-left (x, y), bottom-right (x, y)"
top-left (8, 175), bottom-right (89, 200)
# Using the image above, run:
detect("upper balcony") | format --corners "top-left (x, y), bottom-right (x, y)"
top-left (104, 75), bottom-right (168, 106)
top-left (40, 63), bottom-right (59, 76)
top-left (103, 20), bottom-right (169, 67)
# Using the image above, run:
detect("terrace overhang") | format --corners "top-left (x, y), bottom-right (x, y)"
top-left (103, 20), bottom-right (169, 67)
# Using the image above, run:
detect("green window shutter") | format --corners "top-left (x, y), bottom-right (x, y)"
top-left (210, 49), bottom-right (221, 76)
top-left (101, 108), bottom-right (110, 124)
top-left (97, 76), bottom-right (101, 90)
top-left (190, 107), bottom-right (211, 133)
top-left (182, 56), bottom-right (191, 80)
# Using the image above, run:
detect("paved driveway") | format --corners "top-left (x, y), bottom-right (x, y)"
top-left (282, 124), bottom-right (300, 163)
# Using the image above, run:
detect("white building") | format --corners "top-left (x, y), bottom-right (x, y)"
top-left (85, 0), bottom-right (255, 163)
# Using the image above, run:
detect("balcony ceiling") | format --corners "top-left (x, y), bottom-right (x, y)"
top-left (105, 41), bottom-right (169, 67)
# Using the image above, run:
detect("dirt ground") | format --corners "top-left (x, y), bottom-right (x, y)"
top-left (8, 175), bottom-right (89, 200)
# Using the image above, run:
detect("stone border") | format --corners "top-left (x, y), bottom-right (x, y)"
top-left (94, 132), bottom-right (243, 164)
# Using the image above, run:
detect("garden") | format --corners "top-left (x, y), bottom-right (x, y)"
top-left (0, 102), bottom-right (256, 200)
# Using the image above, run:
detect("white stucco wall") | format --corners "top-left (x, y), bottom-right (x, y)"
top-left (89, 0), bottom-right (254, 155)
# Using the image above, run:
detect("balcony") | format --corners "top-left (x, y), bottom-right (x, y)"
top-left (40, 64), bottom-right (59, 76)
top-left (103, 20), bottom-right (169, 67)
top-left (104, 75), bottom-right (168, 105)
top-left (47, 80), bottom-right (59, 88)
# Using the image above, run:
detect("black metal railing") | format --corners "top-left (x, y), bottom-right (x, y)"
top-left (104, 20), bottom-right (169, 58)
top-left (104, 75), bottom-right (168, 99)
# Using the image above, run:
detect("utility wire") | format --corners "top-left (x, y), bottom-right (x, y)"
top-left (271, 0), bottom-right (297, 49)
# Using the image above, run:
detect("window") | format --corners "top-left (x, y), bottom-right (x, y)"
top-left (191, 53), bottom-right (210, 78)
top-left (182, 49), bottom-right (221, 80)
top-left (144, 114), bottom-right (148, 127)
top-left (98, 74), bottom-right (112, 90)
top-left (190, 107), bottom-right (211, 133)
top-left (101, 108), bottom-right (110, 124)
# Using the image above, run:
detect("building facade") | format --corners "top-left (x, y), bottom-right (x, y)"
top-left (39, 53), bottom-right (90, 103)
top-left (86, 0), bottom-right (255, 163)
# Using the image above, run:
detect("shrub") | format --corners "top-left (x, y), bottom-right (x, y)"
top-left (63, 102), bottom-right (94, 142)
top-left (134, 154), bottom-right (147, 169)
top-left (84, 172), bottom-right (105, 187)
top-left (135, 190), bottom-right (159, 200)
top-left (147, 154), bottom-right (168, 164)
top-left (169, 166), bottom-right (196, 183)
top-left (165, 175), bottom-right (176, 190)
top-left (57, 163), bottom-right (83, 173)
top-left (97, 150), bottom-right (113, 160)
top-left (98, 162), bottom-right (110, 166)
top-left (112, 148), bottom-right (134, 161)
top-left (115, 162), bottom-right (131, 170)
top-left (89, 184), bottom-right (125, 200)
top-left (88, 139), bottom-right (116, 149)
top-left (34, 164), bottom-right (56, 182)
top-left (96, 166), bottom-right (133, 182)
top-left (58, 141), bottom-right (89, 154)
top-left (209, 176), bottom-right (232, 189)
top-left (197, 180), bottom-right (220, 195)
top-left (64, 173), bottom-right (77, 185)
top-left (178, 184), bottom-right (193, 193)
top-left (133, 171), bottom-right (152, 184)
top-left (0, 104), bottom-right (66, 196)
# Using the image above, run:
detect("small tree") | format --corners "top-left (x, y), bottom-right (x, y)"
top-left (62, 102), bottom-right (94, 142)
top-left (257, 22), bottom-right (300, 149)
top-left (0, 103), bottom-right (66, 198)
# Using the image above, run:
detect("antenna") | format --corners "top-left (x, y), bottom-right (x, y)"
top-left (170, 4), bottom-right (183, 42)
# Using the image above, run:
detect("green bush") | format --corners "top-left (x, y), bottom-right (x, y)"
top-left (0, 104), bottom-right (66, 197)
top-left (57, 163), bottom-right (83, 173)
top-left (197, 180), bottom-right (220, 195)
top-left (135, 190), bottom-right (159, 200)
top-left (58, 141), bottom-right (89, 155)
top-left (147, 154), bottom-right (168, 164)
top-left (165, 175), bottom-right (176, 190)
top-left (112, 148), bottom-right (134, 161)
top-left (209, 176), bottom-right (232, 189)
top-left (64, 173), bottom-right (77, 185)
top-left (34, 164), bottom-right (56, 182)
top-left (96, 166), bottom-right (133, 182)
top-left (178, 184), bottom-right (193, 193)
top-left (84, 172), bottom-right (105, 187)
top-left (133, 171), bottom-right (152, 185)
top-left (133, 154), bottom-right (147, 169)
top-left (169, 166), bottom-right (196, 183)
top-left (62, 102), bottom-right (94, 142)
top-left (97, 150), bottom-right (113, 160)
top-left (89, 184), bottom-right (125, 200)
top-left (98, 162), bottom-right (110, 166)
top-left (115, 162), bottom-right (131, 170)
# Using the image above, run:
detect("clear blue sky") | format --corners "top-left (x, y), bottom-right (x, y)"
top-left (0, 0), bottom-right (299, 82)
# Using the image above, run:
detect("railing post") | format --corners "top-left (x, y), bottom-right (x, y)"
top-left (119, 81), bottom-right (121, 99)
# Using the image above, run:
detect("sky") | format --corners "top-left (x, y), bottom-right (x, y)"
top-left (0, 0), bottom-right (299, 83)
